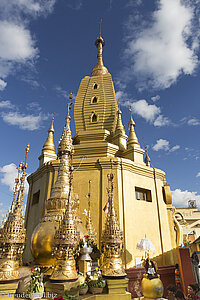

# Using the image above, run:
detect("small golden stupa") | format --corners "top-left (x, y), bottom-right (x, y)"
top-left (101, 160), bottom-right (126, 278)
top-left (0, 145), bottom-right (29, 282)
top-left (31, 94), bottom-right (74, 266)
top-left (50, 100), bottom-right (79, 281)
top-left (85, 180), bottom-right (97, 244)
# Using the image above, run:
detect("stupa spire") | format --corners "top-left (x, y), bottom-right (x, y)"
top-left (115, 101), bottom-right (125, 135)
top-left (0, 145), bottom-right (29, 282)
top-left (127, 106), bottom-right (140, 149)
top-left (42, 113), bottom-right (55, 154)
top-left (85, 180), bottom-right (97, 244)
top-left (91, 19), bottom-right (108, 76)
top-left (45, 91), bottom-right (74, 221)
top-left (31, 92), bottom-right (76, 266)
top-left (50, 127), bottom-right (79, 281)
top-left (101, 159), bottom-right (126, 278)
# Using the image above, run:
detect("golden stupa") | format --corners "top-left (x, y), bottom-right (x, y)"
top-left (0, 145), bottom-right (29, 281)
top-left (31, 93), bottom-right (77, 266)
top-left (101, 160), bottom-right (126, 278)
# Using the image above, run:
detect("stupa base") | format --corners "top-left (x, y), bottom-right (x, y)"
top-left (0, 281), bottom-right (19, 299)
top-left (79, 292), bottom-right (131, 300)
top-left (44, 279), bottom-right (79, 299)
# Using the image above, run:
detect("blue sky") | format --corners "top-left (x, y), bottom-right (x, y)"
top-left (0, 0), bottom-right (200, 218)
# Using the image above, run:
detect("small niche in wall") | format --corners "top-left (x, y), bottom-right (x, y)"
top-left (91, 96), bottom-right (98, 104)
top-left (32, 190), bottom-right (40, 205)
top-left (92, 113), bottom-right (98, 123)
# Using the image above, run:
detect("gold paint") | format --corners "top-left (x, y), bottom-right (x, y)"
top-left (51, 117), bottom-right (79, 280)
top-left (50, 257), bottom-right (78, 281)
top-left (42, 114), bottom-right (56, 154)
top-left (91, 24), bottom-right (108, 77)
top-left (31, 93), bottom-right (77, 267)
top-left (101, 160), bottom-right (126, 278)
top-left (127, 109), bottom-right (140, 149)
top-left (141, 277), bottom-right (164, 299)
top-left (86, 180), bottom-right (97, 244)
top-left (0, 146), bottom-right (29, 281)
top-left (115, 106), bottom-right (125, 136)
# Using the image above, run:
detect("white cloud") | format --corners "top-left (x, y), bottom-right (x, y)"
top-left (152, 139), bottom-right (180, 152)
top-left (154, 114), bottom-right (170, 127)
top-left (115, 90), bottom-right (129, 105)
top-left (172, 189), bottom-right (200, 208)
top-left (132, 99), bottom-right (160, 122)
top-left (151, 95), bottom-right (160, 102)
top-left (0, 100), bottom-right (15, 109)
top-left (125, 0), bottom-right (199, 89)
top-left (0, 78), bottom-right (7, 91)
top-left (0, 0), bottom-right (56, 19)
top-left (0, 21), bottom-right (37, 62)
top-left (152, 139), bottom-right (169, 151)
top-left (169, 145), bottom-right (180, 152)
top-left (0, 163), bottom-right (28, 194)
top-left (0, 163), bottom-right (18, 192)
top-left (1, 111), bottom-right (49, 130)
top-left (0, 1), bottom-right (56, 82)
top-left (123, 98), bottom-right (170, 127)
top-left (54, 86), bottom-right (76, 100)
top-left (187, 118), bottom-right (200, 126)
top-left (54, 86), bottom-right (68, 99)
top-left (196, 172), bottom-right (200, 178)
top-left (27, 102), bottom-right (42, 112)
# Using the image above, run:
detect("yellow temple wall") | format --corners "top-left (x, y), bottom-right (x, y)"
top-left (71, 157), bottom-right (176, 268)
top-left (24, 155), bottom-right (177, 267)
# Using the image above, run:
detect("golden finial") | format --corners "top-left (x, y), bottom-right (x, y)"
top-left (42, 115), bottom-right (56, 154)
top-left (115, 99), bottom-right (125, 135)
top-left (91, 20), bottom-right (108, 76)
top-left (101, 159), bottom-right (126, 278)
top-left (85, 180), bottom-right (97, 244)
top-left (99, 18), bottom-right (102, 37)
top-left (127, 105), bottom-right (140, 149)
top-left (0, 145), bottom-right (29, 282)
top-left (58, 91), bottom-right (74, 158)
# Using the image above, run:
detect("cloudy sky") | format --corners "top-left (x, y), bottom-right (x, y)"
top-left (0, 0), bottom-right (200, 219)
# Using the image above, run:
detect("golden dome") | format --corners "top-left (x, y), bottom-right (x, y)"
top-left (31, 221), bottom-right (59, 266)
top-left (31, 219), bottom-right (88, 266)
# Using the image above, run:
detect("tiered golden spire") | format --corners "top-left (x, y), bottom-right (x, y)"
top-left (44, 92), bottom-right (74, 222)
top-left (91, 20), bottom-right (108, 76)
top-left (31, 92), bottom-right (75, 266)
top-left (127, 107), bottom-right (140, 149)
top-left (101, 160), bottom-right (126, 277)
top-left (0, 145), bottom-right (29, 281)
top-left (50, 103), bottom-right (79, 281)
top-left (85, 180), bottom-right (97, 244)
top-left (115, 101), bottom-right (126, 135)
top-left (42, 114), bottom-right (55, 154)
